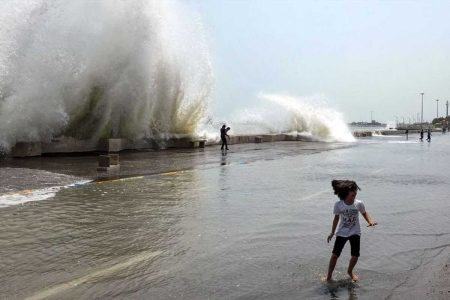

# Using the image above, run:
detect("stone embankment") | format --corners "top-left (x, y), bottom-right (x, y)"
top-left (7, 134), bottom-right (313, 157)
top-left (353, 128), bottom-right (443, 137)
top-left (5, 129), bottom-right (444, 158)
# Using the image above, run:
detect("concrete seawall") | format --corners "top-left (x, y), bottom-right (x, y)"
top-left (5, 129), bottom-right (442, 157)
top-left (7, 134), bottom-right (315, 157)
top-left (353, 129), bottom-right (443, 137)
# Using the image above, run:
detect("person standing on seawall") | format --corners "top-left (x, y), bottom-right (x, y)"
top-left (220, 124), bottom-right (230, 150)
top-left (326, 180), bottom-right (377, 282)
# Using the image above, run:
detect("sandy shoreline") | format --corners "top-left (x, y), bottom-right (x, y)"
top-left (396, 245), bottom-right (450, 299)
top-left (428, 256), bottom-right (450, 299)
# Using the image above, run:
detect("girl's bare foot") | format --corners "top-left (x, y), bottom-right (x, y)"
top-left (348, 272), bottom-right (359, 282)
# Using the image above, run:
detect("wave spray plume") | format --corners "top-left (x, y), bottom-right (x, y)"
top-left (230, 93), bottom-right (355, 142)
top-left (0, 0), bottom-right (213, 150)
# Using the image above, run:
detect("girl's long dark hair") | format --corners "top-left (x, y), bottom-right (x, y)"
top-left (331, 180), bottom-right (360, 200)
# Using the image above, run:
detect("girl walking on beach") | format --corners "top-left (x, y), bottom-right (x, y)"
top-left (326, 180), bottom-right (377, 282)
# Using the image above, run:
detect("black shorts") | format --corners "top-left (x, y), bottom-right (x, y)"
top-left (332, 235), bottom-right (360, 257)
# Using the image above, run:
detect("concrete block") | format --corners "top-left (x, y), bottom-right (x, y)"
top-left (189, 139), bottom-right (207, 148)
top-left (42, 137), bottom-right (97, 154)
top-left (353, 131), bottom-right (373, 137)
top-left (189, 141), bottom-right (200, 148)
top-left (261, 135), bottom-right (274, 142)
top-left (109, 154), bottom-right (120, 165)
top-left (98, 138), bottom-right (125, 152)
top-left (98, 155), bottom-right (112, 167)
top-left (168, 137), bottom-right (207, 148)
top-left (167, 137), bottom-right (190, 148)
top-left (284, 134), bottom-right (297, 141)
top-left (96, 164), bottom-right (120, 174)
top-left (12, 142), bottom-right (42, 157)
top-left (238, 136), bottom-right (251, 143)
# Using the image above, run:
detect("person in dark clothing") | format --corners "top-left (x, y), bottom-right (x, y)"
top-left (405, 129), bottom-right (409, 140)
top-left (220, 125), bottom-right (230, 150)
top-left (426, 128), bottom-right (431, 142)
top-left (419, 129), bottom-right (424, 141)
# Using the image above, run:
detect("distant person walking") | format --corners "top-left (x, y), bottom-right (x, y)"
top-left (426, 128), bottom-right (432, 142)
top-left (419, 129), bottom-right (424, 141)
top-left (405, 129), bottom-right (409, 140)
top-left (326, 180), bottom-right (377, 282)
top-left (220, 125), bottom-right (230, 150)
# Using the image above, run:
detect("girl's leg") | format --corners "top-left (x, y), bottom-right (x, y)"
top-left (347, 256), bottom-right (359, 281)
top-left (327, 254), bottom-right (338, 281)
top-left (327, 236), bottom-right (346, 281)
top-left (348, 235), bottom-right (361, 281)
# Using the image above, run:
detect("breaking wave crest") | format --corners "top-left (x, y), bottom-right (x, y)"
top-left (227, 93), bottom-right (355, 142)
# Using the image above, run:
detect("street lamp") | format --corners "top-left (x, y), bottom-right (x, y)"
top-left (436, 99), bottom-right (439, 118)
top-left (420, 92), bottom-right (424, 129)
top-left (446, 100), bottom-right (449, 117)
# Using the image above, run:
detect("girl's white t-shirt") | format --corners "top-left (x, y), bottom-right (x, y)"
top-left (333, 199), bottom-right (366, 237)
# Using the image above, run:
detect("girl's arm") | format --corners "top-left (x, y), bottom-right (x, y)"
top-left (362, 212), bottom-right (377, 226)
top-left (327, 215), bottom-right (340, 243)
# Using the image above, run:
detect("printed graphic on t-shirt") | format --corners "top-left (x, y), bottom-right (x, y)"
top-left (342, 208), bottom-right (359, 228)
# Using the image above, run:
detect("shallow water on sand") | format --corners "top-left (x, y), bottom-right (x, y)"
top-left (1, 134), bottom-right (450, 299)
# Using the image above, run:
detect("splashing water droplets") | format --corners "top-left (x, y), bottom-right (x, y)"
top-left (229, 93), bottom-right (355, 142)
top-left (0, 0), bottom-right (213, 150)
top-left (0, 1), bottom-right (354, 149)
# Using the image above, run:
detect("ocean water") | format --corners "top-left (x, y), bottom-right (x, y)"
top-left (1, 133), bottom-right (450, 299)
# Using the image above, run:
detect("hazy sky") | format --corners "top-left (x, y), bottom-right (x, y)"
top-left (187, 0), bottom-right (450, 123)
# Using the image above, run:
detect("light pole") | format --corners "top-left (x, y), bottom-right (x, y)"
top-left (420, 92), bottom-right (424, 129)
top-left (436, 99), bottom-right (439, 118)
top-left (446, 101), bottom-right (449, 131)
